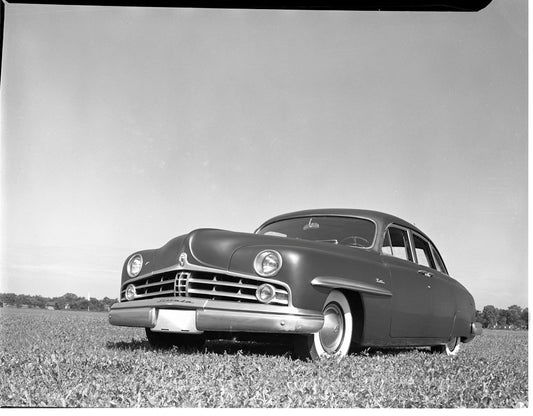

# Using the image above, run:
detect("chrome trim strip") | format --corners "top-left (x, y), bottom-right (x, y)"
top-left (187, 288), bottom-right (258, 301)
top-left (135, 278), bottom-right (175, 290)
top-left (187, 288), bottom-right (288, 306)
top-left (133, 289), bottom-right (175, 300)
top-left (311, 276), bottom-right (392, 297)
top-left (188, 277), bottom-right (260, 291)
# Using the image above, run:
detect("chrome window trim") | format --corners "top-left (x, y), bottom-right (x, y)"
top-left (120, 254), bottom-right (293, 307)
top-left (381, 223), bottom-right (415, 263)
top-left (255, 215), bottom-right (379, 249)
top-left (430, 243), bottom-right (449, 276)
top-left (381, 228), bottom-right (393, 256)
top-left (411, 231), bottom-right (437, 270)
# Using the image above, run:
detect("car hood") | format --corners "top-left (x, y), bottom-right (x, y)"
top-left (157, 228), bottom-right (373, 270)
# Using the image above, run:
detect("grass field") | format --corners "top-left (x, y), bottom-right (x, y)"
top-left (0, 308), bottom-right (528, 408)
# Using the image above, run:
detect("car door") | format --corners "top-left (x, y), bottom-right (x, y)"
top-left (411, 232), bottom-right (455, 339)
top-left (381, 225), bottom-right (432, 338)
top-left (425, 241), bottom-right (455, 338)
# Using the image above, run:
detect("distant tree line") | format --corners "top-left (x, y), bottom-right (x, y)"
top-left (475, 305), bottom-right (528, 329)
top-left (0, 293), bottom-right (528, 328)
top-left (0, 292), bottom-right (118, 312)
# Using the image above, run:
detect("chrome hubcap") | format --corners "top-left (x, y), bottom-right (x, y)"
top-left (319, 303), bottom-right (345, 354)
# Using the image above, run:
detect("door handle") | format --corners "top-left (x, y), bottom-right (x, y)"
top-left (418, 270), bottom-right (433, 278)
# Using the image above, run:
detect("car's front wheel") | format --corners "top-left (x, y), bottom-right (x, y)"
top-left (145, 328), bottom-right (204, 350)
top-left (293, 290), bottom-right (353, 360)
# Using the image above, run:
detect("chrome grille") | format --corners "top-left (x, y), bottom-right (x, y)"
top-left (187, 271), bottom-right (289, 305)
top-left (175, 272), bottom-right (190, 297)
top-left (121, 271), bottom-right (175, 301)
top-left (121, 270), bottom-right (289, 306)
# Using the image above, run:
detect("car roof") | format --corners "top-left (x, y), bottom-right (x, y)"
top-left (257, 208), bottom-right (427, 237)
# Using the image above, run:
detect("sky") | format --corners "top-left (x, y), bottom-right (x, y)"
top-left (0, 1), bottom-right (527, 309)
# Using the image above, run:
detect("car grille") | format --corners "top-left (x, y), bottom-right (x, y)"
top-left (121, 270), bottom-right (290, 306)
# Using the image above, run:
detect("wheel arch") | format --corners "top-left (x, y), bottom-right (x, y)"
top-left (341, 289), bottom-right (365, 345)
top-left (311, 276), bottom-right (391, 346)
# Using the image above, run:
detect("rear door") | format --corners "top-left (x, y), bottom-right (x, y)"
top-left (426, 240), bottom-right (455, 337)
top-left (411, 232), bottom-right (455, 338)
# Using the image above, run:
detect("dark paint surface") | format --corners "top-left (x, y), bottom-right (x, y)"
top-left (120, 209), bottom-right (478, 347)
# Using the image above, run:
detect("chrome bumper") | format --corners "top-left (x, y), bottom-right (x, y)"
top-left (471, 322), bottom-right (483, 336)
top-left (109, 297), bottom-right (324, 334)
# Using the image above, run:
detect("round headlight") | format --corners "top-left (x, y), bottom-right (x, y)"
top-left (125, 284), bottom-right (136, 301)
top-left (256, 283), bottom-right (277, 303)
top-left (127, 254), bottom-right (143, 277)
top-left (253, 250), bottom-right (282, 277)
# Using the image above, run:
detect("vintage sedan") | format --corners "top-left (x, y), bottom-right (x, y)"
top-left (109, 209), bottom-right (482, 359)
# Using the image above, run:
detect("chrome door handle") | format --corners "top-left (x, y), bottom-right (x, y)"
top-left (418, 270), bottom-right (433, 278)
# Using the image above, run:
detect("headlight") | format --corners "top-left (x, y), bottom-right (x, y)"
top-left (256, 284), bottom-right (277, 303)
top-left (127, 254), bottom-right (143, 277)
top-left (253, 250), bottom-right (282, 277)
top-left (125, 284), bottom-right (136, 301)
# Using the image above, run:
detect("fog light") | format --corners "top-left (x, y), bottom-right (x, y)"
top-left (125, 284), bottom-right (136, 301)
top-left (256, 283), bottom-right (276, 303)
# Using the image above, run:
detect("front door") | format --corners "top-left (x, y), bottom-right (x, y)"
top-left (382, 226), bottom-right (432, 338)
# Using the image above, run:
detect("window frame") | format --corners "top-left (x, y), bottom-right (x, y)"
top-left (381, 224), bottom-right (414, 262)
top-left (430, 243), bottom-right (449, 275)
top-left (381, 223), bottom-right (450, 276)
top-left (411, 231), bottom-right (437, 270)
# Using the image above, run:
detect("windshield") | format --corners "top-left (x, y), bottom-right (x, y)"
top-left (257, 216), bottom-right (376, 248)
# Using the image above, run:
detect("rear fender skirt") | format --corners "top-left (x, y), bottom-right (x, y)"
top-left (311, 276), bottom-right (392, 297)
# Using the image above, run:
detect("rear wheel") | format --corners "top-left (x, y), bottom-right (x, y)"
top-left (293, 291), bottom-right (353, 360)
top-left (145, 328), bottom-right (204, 350)
top-left (431, 336), bottom-right (461, 356)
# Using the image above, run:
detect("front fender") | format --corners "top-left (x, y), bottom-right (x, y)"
top-left (229, 244), bottom-right (389, 311)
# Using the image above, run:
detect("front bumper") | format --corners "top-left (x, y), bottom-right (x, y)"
top-left (109, 297), bottom-right (324, 334)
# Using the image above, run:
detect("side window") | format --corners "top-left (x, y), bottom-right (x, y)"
top-left (431, 244), bottom-right (448, 274)
top-left (382, 226), bottom-right (413, 261)
top-left (413, 233), bottom-right (435, 269)
top-left (381, 230), bottom-right (393, 256)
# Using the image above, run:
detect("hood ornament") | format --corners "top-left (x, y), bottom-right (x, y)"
top-left (178, 252), bottom-right (187, 268)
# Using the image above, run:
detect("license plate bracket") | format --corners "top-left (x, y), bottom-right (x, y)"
top-left (152, 309), bottom-right (202, 333)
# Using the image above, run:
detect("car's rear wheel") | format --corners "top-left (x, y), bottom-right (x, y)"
top-left (431, 336), bottom-right (461, 356)
top-left (293, 290), bottom-right (353, 360)
top-left (145, 328), bottom-right (204, 350)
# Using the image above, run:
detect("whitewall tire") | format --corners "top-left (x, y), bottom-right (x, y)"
top-left (294, 290), bottom-right (354, 360)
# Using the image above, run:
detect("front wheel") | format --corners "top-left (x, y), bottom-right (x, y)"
top-left (431, 337), bottom-right (461, 356)
top-left (293, 291), bottom-right (353, 360)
